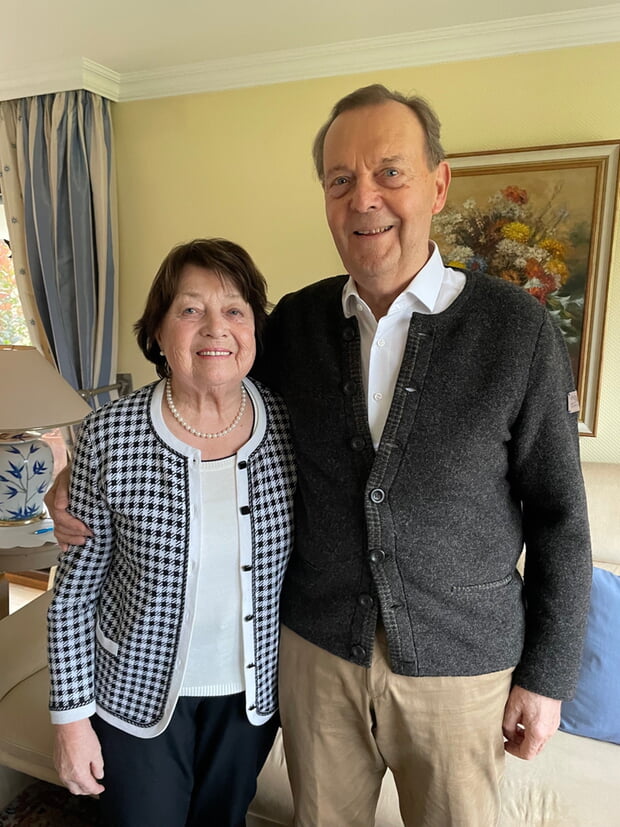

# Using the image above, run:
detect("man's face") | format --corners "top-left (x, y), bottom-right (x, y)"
top-left (322, 100), bottom-right (450, 295)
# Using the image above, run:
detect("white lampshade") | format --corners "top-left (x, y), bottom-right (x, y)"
top-left (0, 346), bottom-right (91, 432)
top-left (0, 346), bottom-right (91, 525)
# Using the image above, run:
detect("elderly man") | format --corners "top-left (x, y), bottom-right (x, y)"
top-left (49, 85), bottom-right (591, 826)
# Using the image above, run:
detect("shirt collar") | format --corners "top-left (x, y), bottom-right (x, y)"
top-left (342, 242), bottom-right (446, 318)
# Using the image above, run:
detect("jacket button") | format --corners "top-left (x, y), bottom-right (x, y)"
top-left (343, 381), bottom-right (356, 395)
top-left (238, 460), bottom-right (248, 469)
top-left (244, 614), bottom-right (254, 622)
top-left (247, 663), bottom-right (255, 669)
top-left (351, 644), bottom-right (366, 659)
top-left (248, 705), bottom-right (256, 711)
top-left (369, 488), bottom-right (385, 503)
top-left (369, 549), bottom-right (385, 564)
top-left (241, 564), bottom-right (252, 571)
top-left (342, 327), bottom-right (355, 341)
top-left (240, 505), bottom-right (251, 515)
top-left (358, 594), bottom-right (374, 608)
top-left (351, 436), bottom-right (365, 451)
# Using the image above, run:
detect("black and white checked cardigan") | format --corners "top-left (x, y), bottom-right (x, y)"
top-left (48, 378), bottom-right (296, 737)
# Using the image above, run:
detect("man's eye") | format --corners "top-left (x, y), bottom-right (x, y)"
top-left (332, 176), bottom-right (349, 187)
top-left (384, 168), bottom-right (399, 177)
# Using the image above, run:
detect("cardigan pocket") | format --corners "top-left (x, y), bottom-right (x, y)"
top-left (449, 571), bottom-right (516, 593)
top-left (96, 621), bottom-right (120, 656)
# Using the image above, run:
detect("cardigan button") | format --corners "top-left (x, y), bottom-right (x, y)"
top-left (351, 436), bottom-right (365, 451)
top-left (351, 644), bottom-right (366, 659)
top-left (369, 549), bottom-right (385, 564)
top-left (358, 594), bottom-right (374, 609)
top-left (343, 380), bottom-right (356, 395)
top-left (342, 326), bottom-right (356, 341)
top-left (369, 488), bottom-right (385, 503)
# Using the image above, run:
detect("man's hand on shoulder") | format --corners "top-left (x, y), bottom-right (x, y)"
top-left (502, 685), bottom-right (561, 760)
top-left (44, 466), bottom-right (93, 550)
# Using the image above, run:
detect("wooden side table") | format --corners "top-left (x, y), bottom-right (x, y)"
top-left (0, 543), bottom-right (61, 618)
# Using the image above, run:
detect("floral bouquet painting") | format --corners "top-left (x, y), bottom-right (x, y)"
top-left (430, 142), bottom-right (620, 436)
top-left (432, 180), bottom-right (589, 367)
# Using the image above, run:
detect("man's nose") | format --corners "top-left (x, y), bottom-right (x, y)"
top-left (350, 177), bottom-right (382, 212)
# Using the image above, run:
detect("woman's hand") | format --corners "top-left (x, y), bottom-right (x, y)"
top-left (45, 466), bottom-right (93, 550)
top-left (54, 719), bottom-right (105, 795)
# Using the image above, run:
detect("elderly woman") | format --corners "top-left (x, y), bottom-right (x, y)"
top-left (47, 238), bottom-right (296, 827)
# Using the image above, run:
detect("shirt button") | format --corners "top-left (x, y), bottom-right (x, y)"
top-left (369, 488), bottom-right (385, 503)
top-left (373, 392), bottom-right (383, 402)
top-left (351, 436), bottom-right (365, 451)
top-left (358, 594), bottom-right (374, 608)
top-left (369, 549), bottom-right (386, 564)
top-left (351, 645), bottom-right (366, 659)
top-left (377, 338), bottom-right (386, 348)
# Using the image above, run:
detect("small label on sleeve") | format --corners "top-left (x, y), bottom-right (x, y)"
top-left (567, 390), bottom-right (580, 413)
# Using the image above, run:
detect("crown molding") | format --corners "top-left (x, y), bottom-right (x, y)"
top-left (0, 58), bottom-right (120, 103)
top-left (1, 5), bottom-right (620, 104)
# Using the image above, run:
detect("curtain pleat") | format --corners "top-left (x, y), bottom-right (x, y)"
top-left (0, 91), bottom-right (119, 408)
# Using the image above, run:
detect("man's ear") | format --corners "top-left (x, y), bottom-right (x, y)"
top-left (431, 161), bottom-right (451, 216)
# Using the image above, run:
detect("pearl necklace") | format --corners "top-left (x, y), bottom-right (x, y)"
top-left (165, 379), bottom-right (247, 439)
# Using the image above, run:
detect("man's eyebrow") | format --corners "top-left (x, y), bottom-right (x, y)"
top-left (324, 156), bottom-right (407, 178)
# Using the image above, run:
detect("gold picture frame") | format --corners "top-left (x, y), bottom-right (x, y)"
top-left (432, 141), bottom-right (620, 436)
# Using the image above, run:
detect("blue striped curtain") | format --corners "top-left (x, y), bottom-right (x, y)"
top-left (0, 91), bottom-right (119, 408)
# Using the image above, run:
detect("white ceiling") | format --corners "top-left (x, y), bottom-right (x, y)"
top-left (2, 0), bottom-right (620, 102)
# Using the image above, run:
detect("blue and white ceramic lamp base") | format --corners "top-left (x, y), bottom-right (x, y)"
top-left (0, 432), bottom-right (54, 526)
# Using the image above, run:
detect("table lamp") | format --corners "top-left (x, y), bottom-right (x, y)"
top-left (0, 346), bottom-right (91, 526)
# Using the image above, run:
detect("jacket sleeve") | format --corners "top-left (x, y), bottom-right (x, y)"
top-left (47, 417), bottom-right (115, 721)
top-left (509, 312), bottom-right (592, 699)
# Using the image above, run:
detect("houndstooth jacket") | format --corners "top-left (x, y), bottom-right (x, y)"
top-left (48, 378), bottom-right (296, 737)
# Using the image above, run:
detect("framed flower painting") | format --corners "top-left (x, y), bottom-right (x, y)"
top-left (431, 141), bottom-right (620, 436)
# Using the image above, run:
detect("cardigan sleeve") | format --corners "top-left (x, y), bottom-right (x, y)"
top-left (47, 417), bottom-right (115, 721)
top-left (508, 312), bottom-right (592, 699)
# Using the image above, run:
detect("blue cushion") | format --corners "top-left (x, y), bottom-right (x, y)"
top-left (560, 566), bottom-right (620, 744)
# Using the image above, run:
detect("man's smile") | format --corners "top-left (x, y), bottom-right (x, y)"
top-left (353, 225), bottom-right (393, 236)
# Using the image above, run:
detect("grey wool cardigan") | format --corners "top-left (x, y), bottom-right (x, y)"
top-left (256, 269), bottom-right (592, 700)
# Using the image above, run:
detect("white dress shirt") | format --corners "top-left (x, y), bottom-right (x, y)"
top-left (342, 243), bottom-right (466, 449)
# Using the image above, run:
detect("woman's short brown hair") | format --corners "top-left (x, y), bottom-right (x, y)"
top-left (134, 238), bottom-right (270, 379)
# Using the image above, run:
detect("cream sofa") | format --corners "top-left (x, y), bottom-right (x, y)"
top-left (0, 462), bottom-right (618, 825)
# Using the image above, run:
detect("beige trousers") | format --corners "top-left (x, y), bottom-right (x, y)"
top-left (279, 625), bottom-right (513, 827)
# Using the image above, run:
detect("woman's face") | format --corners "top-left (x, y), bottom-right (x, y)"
top-left (157, 265), bottom-right (256, 394)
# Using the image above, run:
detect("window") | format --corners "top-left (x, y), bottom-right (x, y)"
top-left (0, 200), bottom-right (31, 345)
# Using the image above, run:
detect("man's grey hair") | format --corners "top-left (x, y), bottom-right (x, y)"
top-left (312, 83), bottom-right (446, 182)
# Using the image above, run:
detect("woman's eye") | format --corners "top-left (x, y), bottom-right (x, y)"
top-left (181, 307), bottom-right (198, 315)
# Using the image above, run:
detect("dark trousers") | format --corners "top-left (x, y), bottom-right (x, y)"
top-left (92, 693), bottom-right (279, 827)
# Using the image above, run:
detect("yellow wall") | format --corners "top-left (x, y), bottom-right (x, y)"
top-left (113, 42), bottom-right (620, 462)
